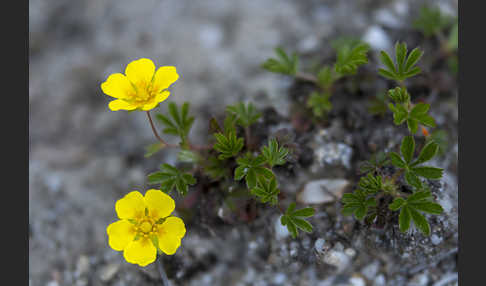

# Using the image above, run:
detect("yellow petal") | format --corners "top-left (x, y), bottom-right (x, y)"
top-left (144, 189), bottom-right (175, 219)
top-left (115, 191), bottom-right (146, 220)
top-left (157, 217), bottom-right (186, 255)
top-left (108, 99), bottom-right (138, 111)
top-left (101, 73), bottom-right (134, 99)
top-left (153, 66), bottom-right (179, 90)
top-left (140, 91), bottom-right (170, 111)
top-left (123, 237), bottom-right (157, 267)
top-left (106, 220), bottom-right (136, 251)
top-left (125, 58), bottom-right (155, 85)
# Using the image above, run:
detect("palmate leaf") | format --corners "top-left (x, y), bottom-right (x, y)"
top-left (307, 91), bottom-right (332, 118)
top-left (147, 163), bottom-right (196, 196)
top-left (202, 155), bottom-right (229, 181)
top-left (359, 151), bottom-right (389, 174)
top-left (358, 173), bottom-right (383, 195)
top-left (213, 131), bottom-right (244, 160)
top-left (334, 43), bottom-right (369, 75)
top-left (378, 42), bottom-right (424, 82)
top-left (234, 153), bottom-right (274, 189)
top-left (155, 102), bottom-right (195, 145)
top-left (341, 189), bottom-right (377, 220)
top-left (261, 47), bottom-right (299, 75)
top-left (388, 136), bottom-right (443, 188)
top-left (226, 102), bottom-right (261, 128)
top-left (261, 138), bottom-right (289, 168)
top-left (250, 175), bottom-right (280, 205)
top-left (280, 202), bottom-right (315, 238)
top-left (388, 190), bottom-right (443, 235)
top-left (413, 5), bottom-right (452, 37)
top-left (388, 98), bottom-right (436, 134)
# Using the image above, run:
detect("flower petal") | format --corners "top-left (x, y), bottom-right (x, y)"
top-left (106, 220), bottom-right (136, 251)
top-left (115, 191), bottom-right (146, 220)
top-left (156, 217), bottom-right (186, 255)
top-left (160, 217), bottom-right (186, 238)
top-left (144, 189), bottom-right (175, 219)
top-left (153, 66), bottom-right (179, 91)
top-left (123, 237), bottom-right (157, 267)
top-left (125, 58), bottom-right (155, 84)
top-left (101, 73), bottom-right (134, 99)
top-left (108, 99), bottom-right (138, 111)
top-left (140, 91), bottom-right (170, 111)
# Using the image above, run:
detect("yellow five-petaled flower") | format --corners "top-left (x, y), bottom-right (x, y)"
top-left (101, 58), bottom-right (179, 111)
top-left (107, 189), bottom-right (186, 267)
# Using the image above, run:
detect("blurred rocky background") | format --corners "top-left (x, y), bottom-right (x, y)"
top-left (29, 0), bottom-right (458, 285)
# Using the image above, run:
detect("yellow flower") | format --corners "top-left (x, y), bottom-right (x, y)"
top-left (106, 189), bottom-right (186, 267)
top-left (101, 58), bottom-right (179, 111)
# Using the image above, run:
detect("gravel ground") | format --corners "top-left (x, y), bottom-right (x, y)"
top-left (29, 0), bottom-right (458, 285)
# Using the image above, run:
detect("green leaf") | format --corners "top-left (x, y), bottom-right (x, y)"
top-left (410, 202), bottom-right (443, 215)
top-left (261, 47), bottom-right (299, 75)
top-left (341, 189), bottom-right (375, 220)
top-left (407, 190), bottom-right (432, 202)
top-left (281, 203), bottom-right (315, 238)
top-left (411, 166), bottom-right (443, 179)
top-left (177, 150), bottom-right (201, 163)
top-left (213, 131), bottom-right (244, 160)
top-left (405, 171), bottom-right (422, 189)
top-left (389, 152), bottom-right (407, 169)
top-left (144, 142), bottom-right (164, 158)
top-left (155, 102), bottom-right (195, 145)
top-left (401, 136), bottom-right (415, 164)
top-left (226, 102), bottom-right (261, 128)
top-left (307, 91), bottom-right (332, 118)
top-left (405, 48), bottom-right (424, 72)
top-left (447, 22), bottom-right (458, 52)
top-left (291, 207), bottom-right (315, 217)
top-left (413, 5), bottom-right (452, 37)
top-left (378, 42), bottom-right (424, 82)
top-left (147, 163), bottom-right (196, 195)
top-left (379, 51), bottom-right (396, 74)
top-left (389, 198), bottom-right (406, 211)
top-left (388, 87), bottom-right (410, 104)
top-left (261, 138), bottom-right (289, 167)
top-left (410, 103), bottom-right (430, 117)
top-left (317, 66), bottom-right (336, 90)
top-left (203, 156), bottom-right (229, 181)
top-left (358, 173), bottom-right (382, 195)
top-left (389, 103), bottom-right (408, 125)
top-left (334, 43), bottom-right (369, 75)
top-left (399, 205), bottom-right (412, 232)
top-left (395, 42), bottom-right (407, 75)
top-left (412, 141), bottom-right (439, 166)
top-left (409, 207), bottom-right (431, 235)
top-left (413, 113), bottom-right (436, 128)
top-left (291, 217), bottom-right (313, 233)
top-left (250, 176), bottom-right (280, 205)
top-left (407, 118), bottom-right (419, 134)
top-left (235, 153), bottom-right (273, 189)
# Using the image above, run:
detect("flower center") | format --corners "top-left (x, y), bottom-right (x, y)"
top-left (132, 81), bottom-right (159, 103)
top-left (140, 221), bottom-right (152, 233)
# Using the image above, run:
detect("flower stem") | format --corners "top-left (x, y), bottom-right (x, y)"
top-left (146, 111), bottom-right (178, 148)
top-left (156, 256), bottom-right (170, 286)
top-left (295, 72), bottom-right (318, 84)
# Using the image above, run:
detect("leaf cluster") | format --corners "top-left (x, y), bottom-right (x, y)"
top-left (389, 136), bottom-right (443, 189)
top-left (413, 5), bottom-right (453, 37)
top-left (334, 43), bottom-right (370, 75)
top-left (156, 102), bottom-right (195, 147)
top-left (251, 176), bottom-right (280, 205)
top-left (306, 91), bottom-right (332, 118)
top-left (147, 163), bottom-right (196, 195)
top-left (261, 138), bottom-right (289, 168)
top-left (280, 202), bottom-right (315, 238)
top-left (226, 102), bottom-right (261, 128)
top-left (379, 42), bottom-right (424, 82)
top-left (234, 153), bottom-right (274, 189)
top-left (341, 189), bottom-right (377, 220)
top-left (389, 190), bottom-right (443, 235)
top-left (261, 47), bottom-right (298, 75)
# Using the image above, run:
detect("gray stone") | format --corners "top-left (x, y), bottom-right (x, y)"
top-left (297, 179), bottom-right (350, 205)
top-left (99, 263), bottom-right (120, 282)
